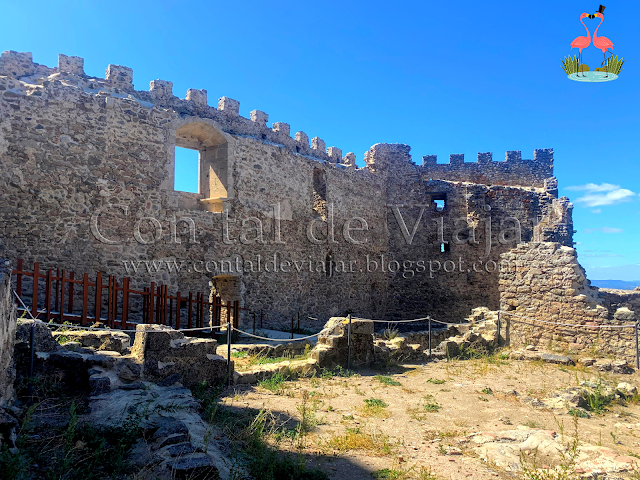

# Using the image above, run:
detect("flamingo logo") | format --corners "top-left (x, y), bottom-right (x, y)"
top-left (563, 5), bottom-right (624, 82)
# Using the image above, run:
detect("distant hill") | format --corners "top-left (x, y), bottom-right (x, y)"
top-left (590, 279), bottom-right (640, 290)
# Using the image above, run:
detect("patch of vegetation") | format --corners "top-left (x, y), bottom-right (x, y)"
top-left (449, 343), bottom-right (494, 360)
top-left (0, 399), bottom-right (152, 480)
top-left (374, 375), bottom-right (401, 387)
top-left (231, 350), bottom-right (248, 358)
top-left (191, 384), bottom-right (329, 480)
top-left (423, 398), bottom-right (440, 412)
top-left (382, 327), bottom-right (399, 340)
top-left (568, 408), bottom-right (589, 419)
top-left (423, 429), bottom-right (465, 441)
top-left (361, 398), bottom-right (390, 418)
top-left (258, 372), bottom-right (291, 395)
top-left (407, 395), bottom-right (440, 419)
top-left (372, 465), bottom-right (441, 480)
top-left (584, 384), bottom-right (613, 414)
top-left (243, 410), bottom-right (330, 480)
top-left (319, 428), bottom-right (394, 455)
top-left (523, 420), bottom-right (543, 429)
top-left (372, 468), bottom-right (404, 479)
top-left (603, 55), bottom-right (625, 75)
top-left (427, 378), bottom-right (445, 385)
top-left (319, 365), bottom-right (355, 379)
top-left (521, 416), bottom-right (580, 480)
top-left (249, 355), bottom-right (290, 366)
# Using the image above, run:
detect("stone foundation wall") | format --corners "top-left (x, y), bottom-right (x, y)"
top-left (0, 259), bottom-right (16, 406)
top-left (500, 242), bottom-right (638, 362)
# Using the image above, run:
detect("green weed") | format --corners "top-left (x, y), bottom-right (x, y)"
top-left (374, 375), bottom-right (401, 387)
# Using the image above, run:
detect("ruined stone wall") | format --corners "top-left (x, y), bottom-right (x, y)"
top-left (0, 50), bottom-right (569, 326)
top-left (599, 289), bottom-right (640, 316)
top-left (0, 259), bottom-right (16, 406)
top-left (375, 143), bottom-right (569, 322)
top-left (500, 242), bottom-right (638, 362)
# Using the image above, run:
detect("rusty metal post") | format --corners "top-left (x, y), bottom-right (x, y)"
top-left (428, 317), bottom-right (432, 357)
top-left (347, 314), bottom-right (352, 371)
top-left (227, 316), bottom-right (232, 388)
top-left (635, 322), bottom-right (639, 370)
top-left (28, 321), bottom-right (34, 399)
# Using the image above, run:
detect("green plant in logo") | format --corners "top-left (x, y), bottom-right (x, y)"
top-left (604, 55), bottom-right (624, 74)
top-left (562, 55), bottom-right (579, 74)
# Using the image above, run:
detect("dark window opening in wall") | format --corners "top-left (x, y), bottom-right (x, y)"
top-left (431, 193), bottom-right (447, 212)
top-left (313, 168), bottom-right (327, 219)
top-left (440, 242), bottom-right (450, 253)
top-left (325, 250), bottom-right (332, 277)
top-left (174, 147), bottom-right (200, 193)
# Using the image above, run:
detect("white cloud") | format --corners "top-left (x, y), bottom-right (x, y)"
top-left (583, 227), bottom-right (624, 234)
top-left (565, 183), bottom-right (637, 207)
top-left (566, 183), bottom-right (621, 192)
top-left (591, 209), bottom-right (602, 214)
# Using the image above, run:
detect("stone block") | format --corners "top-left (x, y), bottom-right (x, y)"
top-left (0, 51), bottom-right (34, 77)
top-left (105, 64), bottom-right (133, 89)
top-left (89, 375), bottom-right (111, 396)
top-left (449, 153), bottom-right (464, 165)
top-left (185, 88), bottom-right (207, 106)
top-left (311, 137), bottom-right (325, 152)
top-left (58, 54), bottom-right (84, 75)
top-left (218, 96), bottom-right (239, 114)
top-left (272, 122), bottom-right (290, 136)
top-left (150, 80), bottom-right (173, 99)
top-left (295, 131), bottom-right (309, 146)
top-left (327, 147), bottom-right (342, 162)
top-left (250, 110), bottom-right (269, 126)
top-left (540, 353), bottom-right (574, 366)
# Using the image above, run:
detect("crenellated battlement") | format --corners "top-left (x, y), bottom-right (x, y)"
top-left (420, 149), bottom-right (554, 188)
top-left (0, 51), bottom-right (356, 169)
top-left (0, 50), bottom-right (552, 187)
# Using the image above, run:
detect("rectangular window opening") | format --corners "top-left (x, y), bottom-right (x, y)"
top-left (431, 193), bottom-right (447, 212)
top-left (174, 146), bottom-right (200, 193)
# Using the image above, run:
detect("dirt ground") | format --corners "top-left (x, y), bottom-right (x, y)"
top-left (220, 355), bottom-right (640, 480)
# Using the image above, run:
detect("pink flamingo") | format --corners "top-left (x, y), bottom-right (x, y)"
top-left (593, 12), bottom-right (614, 77)
top-left (571, 13), bottom-right (592, 77)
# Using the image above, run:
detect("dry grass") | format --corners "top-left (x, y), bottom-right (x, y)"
top-left (360, 398), bottom-right (391, 418)
top-left (318, 427), bottom-right (395, 455)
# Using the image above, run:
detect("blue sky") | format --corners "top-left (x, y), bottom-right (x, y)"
top-left (1, 0), bottom-right (638, 280)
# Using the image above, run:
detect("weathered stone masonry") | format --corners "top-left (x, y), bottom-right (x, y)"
top-left (0, 259), bottom-right (16, 406)
top-left (500, 242), bottom-right (638, 362)
top-left (0, 50), bottom-right (573, 327)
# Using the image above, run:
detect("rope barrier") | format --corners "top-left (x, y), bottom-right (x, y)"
top-left (499, 310), bottom-right (636, 329)
top-left (365, 316), bottom-right (469, 327)
top-left (234, 328), bottom-right (321, 342)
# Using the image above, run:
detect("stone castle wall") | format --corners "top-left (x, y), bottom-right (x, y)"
top-left (0, 50), bottom-right (571, 325)
top-left (500, 242), bottom-right (638, 362)
top-left (0, 259), bottom-right (16, 406)
top-left (421, 149), bottom-right (553, 188)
